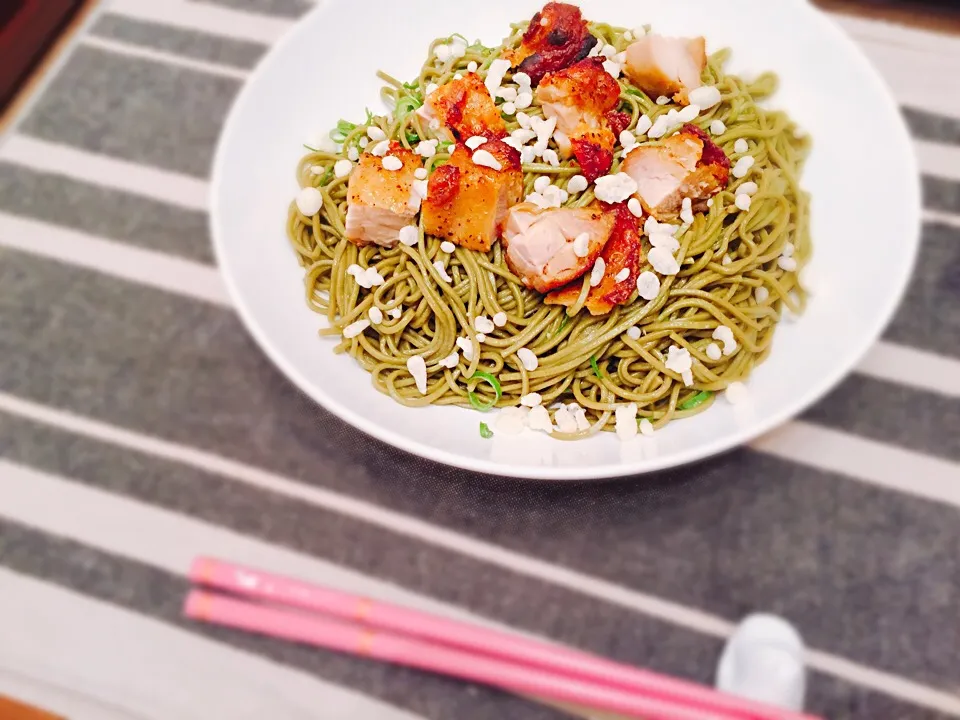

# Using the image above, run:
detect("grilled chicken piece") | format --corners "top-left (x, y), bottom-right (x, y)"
top-left (501, 202), bottom-right (615, 293)
top-left (623, 34), bottom-right (707, 105)
top-left (344, 142), bottom-right (422, 247)
top-left (421, 140), bottom-right (523, 252)
top-left (546, 203), bottom-right (643, 315)
top-left (536, 58), bottom-right (622, 181)
top-left (418, 73), bottom-right (506, 143)
top-left (621, 124), bottom-right (729, 221)
top-left (502, 2), bottom-right (598, 85)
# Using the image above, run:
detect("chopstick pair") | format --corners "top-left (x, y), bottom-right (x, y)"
top-left (184, 558), bottom-right (819, 720)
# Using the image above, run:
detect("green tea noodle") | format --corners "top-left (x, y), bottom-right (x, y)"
top-left (286, 21), bottom-right (811, 438)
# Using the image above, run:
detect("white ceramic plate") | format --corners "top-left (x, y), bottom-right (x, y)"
top-left (211, 0), bottom-right (920, 480)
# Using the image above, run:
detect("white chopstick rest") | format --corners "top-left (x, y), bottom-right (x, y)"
top-left (715, 613), bottom-right (807, 712)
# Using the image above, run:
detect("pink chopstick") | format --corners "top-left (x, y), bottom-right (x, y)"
top-left (189, 557), bottom-right (818, 720)
top-left (186, 589), bottom-right (716, 720)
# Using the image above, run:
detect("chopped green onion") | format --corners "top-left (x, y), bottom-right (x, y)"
top-left (402, 80), bottom-right (420, 91)
top-left (556, 315), bottom-right (569, 334)
top-left (451, 33), bottom-right (470, 45)
top-left (467, 370), bottom-right (502, 411)
top-left (625, 87), bottom-right (646, 98)
top-left (590, 355), bottom-right (603, 379)
top-left (329, 119), bottom-right (357, 143)
top-left (303, 143), bottom-right (320, 152)
top-left (678, 391), bottom-right (713, 411)
top-left (319, 166), bottom-right (334, 185)
top-left (364, 108), bottom-right (374, 124)
top-left (437, 140), bottom-right (454, 150)
top-left (395, 95), bottom-right (423, 118)
top-left (405, 130), bottom-right (421, 145)
top-left (479, 422), bottom-right (494, 439)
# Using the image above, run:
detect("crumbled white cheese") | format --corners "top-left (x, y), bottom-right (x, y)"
top-left (343, 319), bottom-right (370, 339)
top-left (734, 138), bottom-right (749, 154)
top-left (615, 403), bottom-right (639, 441)
top-left (735, 194), bottom-right (752, 211)
top-left (473, 316), bottom-right (495, 334)
top-left (602, 60), bottom-right (622, 78)
top-left (465, 136), bottom-right (488, 150)
top-left (594, 173), bottom-right (638, 203)
top-left (722, 254), bottom-right (732, 266)
top-left (567, 174), bottom-right (588, 194)
top-left (347, 146), bottom-right (360, 161)
top-left (688, 85), bottom-right (722, 109)
top-left (406, 355), bottom-right (428, 394)
top-left (476, 333), bottom-right (487, 343)
top-left (626, 326), bottom-right (642, 340)
top-left (705, 342), bottom-right (722, 361)
top-left (542, 149), bottom-right (560, 167)
top-left (520, 146), bottom-right (536, 165)
top-left (665, 345), bottom-right (693, 386)
top-left (647, 114), bottom-right (673, 139)
top-left (412, 179), bottom-right (428, 199)
top-left (467, 61), bottom-right (478, 73)
top-left (635, 115), bottom-right (653, 136)
top-left (333, 159), bottom-right (353, 179)
top-left (498, 86), bottom-right (518, 102)
top-left (367, 306), bottom-right (384, 325)
top-left (398, 225), bottom-right (419, 247)
top-left (623, 30), bottom-right (633, 41)
top-left (515, 112), bottom-right (532, 129)
top-left (493, 311), bottom-right (508, 327)
top-left (553, 406), bottom-right (578, 434)
top-left (503, 137), bottom-right (523, 151)
top-left (712, 325), bottom-right (738, 356)
top-left (484, 58), bottom-right (511, 96)
top-left (520, 392), bottom-right (542, 408)
top-left (732, 156), bottom-right (755, 178)
top-left (636, 270), bottom-right (660, 300)
top-left (295, 187), bottom-right (323, 216)
top-left (381, 155), bottom-right (403, 171)
top-left (514, 72), bottom-right (532, 89)
top-left (511, 128), bottom-right (538, 145)
top-left (472, 149), bottom-right (502, 171)
top-left (455, 336), bottom-right (474, 361)
top-left (388, 306), bottom-right (403, 319)
top-left (725, 381), bottom-right (748, 405)
top-left (710, 119), bottom-right (726, 135)
top-left (782, 242), bottom-right (795, 258)
top-left (502, 101), bottom-right (517, 116)
top-left (738, 181), bottom-right (758, 196)
top-left (676, 104), bottom-right (700, 123)
top-left (415, 139), bottom-right (438, 158)
top-left (619, 129), bottom-right (637, 149)
top-left (367, 126), bottom-right (387, 142)
top-left (754, 286), bottom-right (769, 303)
top-left (514, 92), bottom-right (533, 110)
top-left (778, 256), bottom-right (798, 272)
top-left (425, 82), bottom-right (439, 96)
top-left (567, 403), bottom-right (590, 431)
top-left (434, 44), bottom-right (452, 62)
top-left (517, 348), bottom-right (538, 372)
top-left (573, 232), bottom-right (591, 258)
top-left (439, 241), bottom-right (456, 254)
top-left (359, 137), bottom-right (370, 148)
top-left (310, 165), bottom-right (325, 175)
top-left (534, 176), bottom-right (551, 193)
top-left (680, 197), bottom-right (694, 225)
top-left (638, 418), bottom-right (654, 436)
top-left (433, 260), bottom-right (453, 282)
top-left (656, 95), bottom-right (671, 105)
top-left (438, 352), bottom-right (459, 369)
top-left (627, 198), bottom-right (644, 218)
top-left (371, 140), bottom-right (391, 157)
top-left (615, 268), bottom-right (630, 283)
top-left (648, 247), bottom-right (680, 275)
top-left (590, 257), bottom-right (606, 287)
top-left (527, 405), bottom-right (554, 433)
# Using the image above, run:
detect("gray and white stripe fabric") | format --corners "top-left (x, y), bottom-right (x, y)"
top-left (1, 1), bottom-right (958, 718)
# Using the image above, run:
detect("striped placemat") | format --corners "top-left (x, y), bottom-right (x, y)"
top-left (0, 1), bottom-right (958, 718)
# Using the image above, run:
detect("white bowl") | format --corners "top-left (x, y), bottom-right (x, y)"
top-left (210, 0), bottom-right (920, 480)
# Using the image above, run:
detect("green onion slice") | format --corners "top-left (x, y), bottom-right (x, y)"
top-left (479, 422), bottom-right (494, 439)
top-left (678, 391), bottom-right (713, 411)
top-left (467, 370), bottom-right (502, 411)
top-left (590, 356), bottom-right (603, 379)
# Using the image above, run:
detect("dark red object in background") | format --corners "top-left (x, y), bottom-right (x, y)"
top-left (0, 0), bottom-right (84, 113)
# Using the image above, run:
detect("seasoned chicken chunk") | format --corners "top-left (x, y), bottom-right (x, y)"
top-left (546, 203), bottom-right (643, 315)
top-left (536, 58), bottom-right (622, 181)
top-left (344, 142), bottom-right (422, 247)
top-left (502, 202), bottom-right (615, 293)
top-left (621, 124), bottom-right (729, 221)
top-left (421, 140), bottom-right (523, 252)
top-left (418, 73), bottom-right (506, 143)
top-left (502, 2), bottom-right (598, 85)
top-left (623, 35), bottom-right (707, 105)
